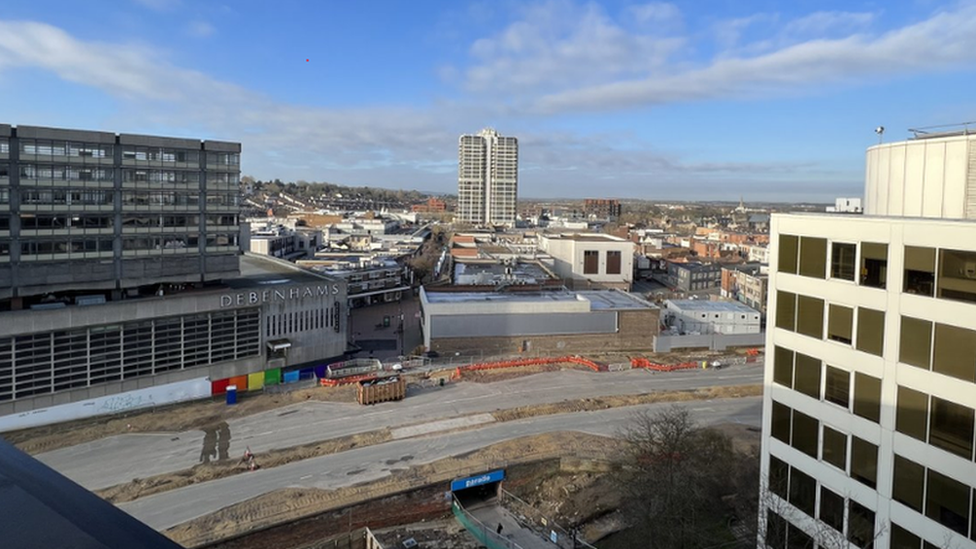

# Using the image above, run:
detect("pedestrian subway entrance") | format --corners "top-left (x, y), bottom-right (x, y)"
top-left (451, 469), bottom-right (504, 507)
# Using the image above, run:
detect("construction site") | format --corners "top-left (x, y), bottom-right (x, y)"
top-left (4, 349), bottom-right (765, 549)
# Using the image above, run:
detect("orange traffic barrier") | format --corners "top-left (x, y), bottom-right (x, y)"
top-left (319, 373), bottom-right (380, 387)
top-left (458, 355), bottom-right (603, 373)
top-left (630, 357), bottom-right (699, 372)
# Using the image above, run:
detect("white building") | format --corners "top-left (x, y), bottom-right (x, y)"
top-left (457, 128), bottom-right (518, 227)
top-left (826, 197), bottom-right (863, 213)
top-left (537, 233), bottom-right (633, 290)
top-left (760, 129), bottom-right (976, 549)
top-left (663, 299), bottom-right (761, 334)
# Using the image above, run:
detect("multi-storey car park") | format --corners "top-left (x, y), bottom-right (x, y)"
top-left (0, 125), bottom-right (347, 431)
top-left (760, 127), bottom-right (976, 549)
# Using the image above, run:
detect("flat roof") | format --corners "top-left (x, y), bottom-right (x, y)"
top-left (226, 254), bottom-right (336, 289)
top-left (545, 233), bottom-right (625, 242)
top-left (667, 299), bottom-right (759, 313)
top-left (425, 289), bottom-right (656, 310)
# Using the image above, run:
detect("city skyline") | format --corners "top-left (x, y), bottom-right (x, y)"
top-left (1, 1), bottom-right (975, 201)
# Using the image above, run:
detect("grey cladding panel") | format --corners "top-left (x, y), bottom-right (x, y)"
top-left (119, 133), bottom-right (201, 149)
top-left (16, 125), bottom-right (115, 143)
top-left (0, 124), bottom-right (10, 136)
top-left (203, 140), bottom-right (241, 152)
top-left (430, 312), bottom-right (616, 338)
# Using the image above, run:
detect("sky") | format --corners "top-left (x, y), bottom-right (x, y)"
top-left (1, 1), bottom-right (975, 202)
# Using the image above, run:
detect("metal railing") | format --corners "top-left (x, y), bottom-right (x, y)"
top-left (453, 496), bottom-right (525, 549)
top-left (500, 489), bottom-right (599, 549)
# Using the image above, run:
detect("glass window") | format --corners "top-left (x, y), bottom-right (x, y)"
top-left (791, 409), bottom-right (819, 458)
top-left (771, 401), bottom-right (791, 443)
top-left (798, 237), bottom-right (827, 279)
top-left (793, 352), bottom-right (821, 399)
top-left (926, 468), bottom-right (970, 536)
top-left (606, 251), bottom-right (621, 275)
top-left (860, 242), bottom-right (888, 289)
top-left (824, 366), bottom-right (850, 408)
top-left (856, 308), bottom-right (885, 357)
top-left (831, 242), bottom-right (856, 281)
top-left (769, 454), bottom-right (789, 498)
top-left (795, 296), bottom-right (823, 339)
top-left (890, 523), bottom-right (921, 549)
top-left (904, 246), bottom-right (936, 296)
top-left (929, 396), bottom-right (974, 459)
top-left (773, 346), bottom-right (794, 388)
top-left (788, 466), bottom-right (816, 517)
top-left (778, 235), bottom-right (798, 274)
top-left (827, 304), bottom-right (853, 344)
top-left (786, 523), bottom-right (813, 549)
top-left (848, 500), bottom-right (876, 549)
top-left (896, 386), bottom-right (928, 441)
top-left (767, 510), bottom-right (787, 549)
top-left (776, 291), bottom-right (796, 331)
top-left (819, 486), bottom-right (845, 533)
top-left (932, 323), bottom-right (976, 382)
top-left (583, 250), bottom-right (599, 274)
top-left (900, 316), bottom-right (932, 369)
top-left (851, 436), bottom-right (878, 488)
top-left (853, 373), bottom-right (881, 423)
top-left (892, 455), bottom-right (924, 513)
top-left (937, 249), bottom-right (976, 303)
top-left (822, 425), bottom-right (847, 470)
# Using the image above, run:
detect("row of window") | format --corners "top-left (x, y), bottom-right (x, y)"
top-left (776, 291), bottom-right (886, 357)
top-left (900, 316), bottom-right (976, 383)
top-left (22, 189), bottom-right (113, 205)
top-left (0, 309), bottom-right (260, 401)
top-left (265, 303), bottom-right (341, 337)
top-left (582, 250), bottom-right (623, 275)
top-left (121, 191), bottom-right (239, 208)
top-left (896, 386), bottom-right (976, 460)
top-left (4, 214), bottom-right (237, 230)
top-left (767, 459), bottom-right (877, 548)
top-left (773, 347), bottom-right (881, 423)
top-left (892, 454), bottom-right (976, 538)
top-left (16, 140), bottom-right (112, 158)
top-left (17, 234), bottom-right (239, 255)
top-left (770, 401), bottom-right (878, 488)
top-left (20, 239), bottom-right (114, 255)
top-left (780, 235), bottom-right (976, 305)
top-left (14, 165), bottom-right (113, 181)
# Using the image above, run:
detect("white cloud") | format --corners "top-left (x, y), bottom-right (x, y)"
top-left (186, 20), bottom-right (215, 38)
top-left (531, 3), bottom-right (976, 113)
top-left (628, 2), bottom-right (681, 25)
top-left (133, 0), bottom-right (180, 11)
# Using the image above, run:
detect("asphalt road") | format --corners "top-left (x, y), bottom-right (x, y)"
top-left (119, 397), bottom-right (762, 531)
top-left (36, 365), bottom-right (763, 491)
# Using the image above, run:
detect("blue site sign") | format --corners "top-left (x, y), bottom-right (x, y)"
top-left (451, 469), bottom-right (505, 492)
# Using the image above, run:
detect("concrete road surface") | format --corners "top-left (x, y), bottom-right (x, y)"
top-left (36, 365), bottom-right (762, 491)
top-left (468, 502), bottom-right (553, 549)
top-left (120, 397), bottom-right (762, 531)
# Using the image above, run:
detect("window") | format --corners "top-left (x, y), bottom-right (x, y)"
top-left (900, 316), bottom-right (932, 369)
top-left (822, 425), bottom-right (847, 470)
top-left (779, 235), bottom-right (798, 274)
top-left (771, 401), bottom-right (791, 443)
top-left (853, 373), bottom-right (881, 423)
top-left (795, 296), bottom-right (824, 339)
top-left (892, 455), bottom-right (924, 512)
top-left (819, 486), bottom-right (845, 532)
top-left (583, 250), bottom-right (599, 275)
top-left (824, 366), bottom-right (850, 408)
top-left (776, 291), bottom-right (796, 331)
top-left (791, 409), bottom-right (819, 457)
top-left (904, 246), bottom-right (936, 296)
top-left (929, 396), bottom-right (974, 459)
top-left (856, 308), bottom-right (885, 357)
top-left (831, 242), bottom-right (856, 280)
top-left (787, 524), bottom-right (813, 549)
top-left (890, 524), bottom-right (921, 549)
top-left (788, 466), bottom-right (816, 517)
top-left (860, 242), bottom-right (888, 288)
top-left (793, 352), bottom-right (821, 399)
top-left (926, 469), bottom-right (970, 535)
top-left (850, 436), bottom-right (878, 488)
top-left (769, 455), bottom-right (789, 498)
top-left (848, 500), bottom-right (876, 549)
top-left (767, 510), bottom-right (788, 549)
top-left (827, 304), bottom-right (853, 344)
top-left (937, 249), bottom-right (976, 303)
top-left (798, 237), bottom-right (827, 278)
top-left (896, 386), bottom-right (928, 441)
top-left (933, 323), bottom-right (976, 382)
top-left (606, 251), bottom-right (621, 275)
top-left (773, 346), bottom-right (794, 388)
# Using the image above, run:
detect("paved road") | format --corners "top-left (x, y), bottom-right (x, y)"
top-left (119, 397), bottom-right (762, 531)
top-left (36, 365), bottom-right (763, 490)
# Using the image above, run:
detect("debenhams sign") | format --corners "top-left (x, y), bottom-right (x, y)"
top-left (220, 284), bottom-right (341, 308)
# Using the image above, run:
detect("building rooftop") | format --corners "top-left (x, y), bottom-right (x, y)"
top-left (227, 254), bottom-right (336, 289)
top-left (544, 233), bottom-right (626, 242)
top-left (454, 260), bottom-right (554, 284)
top-left (424, 289), bottom-right (656, 310)
top-left (666, 299), bottom-right (760, 313)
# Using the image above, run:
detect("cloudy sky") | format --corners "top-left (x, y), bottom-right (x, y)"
top-left (1, 0), bottom-right (975, 201)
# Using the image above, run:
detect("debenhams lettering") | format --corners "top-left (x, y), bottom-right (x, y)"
top-left (220, 284), bottom-right (340, 307)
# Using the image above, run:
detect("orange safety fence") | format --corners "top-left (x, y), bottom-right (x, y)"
top-left (460, 355), bottom-right (603, 373)
top-left (630, 357), bottom-right (700, 372)
top-left (319, 373), bottom-right (380, 387)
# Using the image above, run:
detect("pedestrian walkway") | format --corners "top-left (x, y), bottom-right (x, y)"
top-left (459, 500), bottom-right (555, 549)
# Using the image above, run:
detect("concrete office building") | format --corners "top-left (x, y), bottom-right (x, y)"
top-left (0, 124), bottom-right (241, 307)
top-left (457, 128), bottom-right (518, 227)
top-left (538, 233), bottom-right (633, 290)
top-left (760, 129), bottom-right (976, 549)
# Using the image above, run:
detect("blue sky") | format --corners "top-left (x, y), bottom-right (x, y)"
top-left (1, 0), bottom-right (975, 201)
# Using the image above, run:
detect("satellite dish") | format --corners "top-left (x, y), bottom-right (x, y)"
top-left (874, 126), bottom-right (884, 135)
